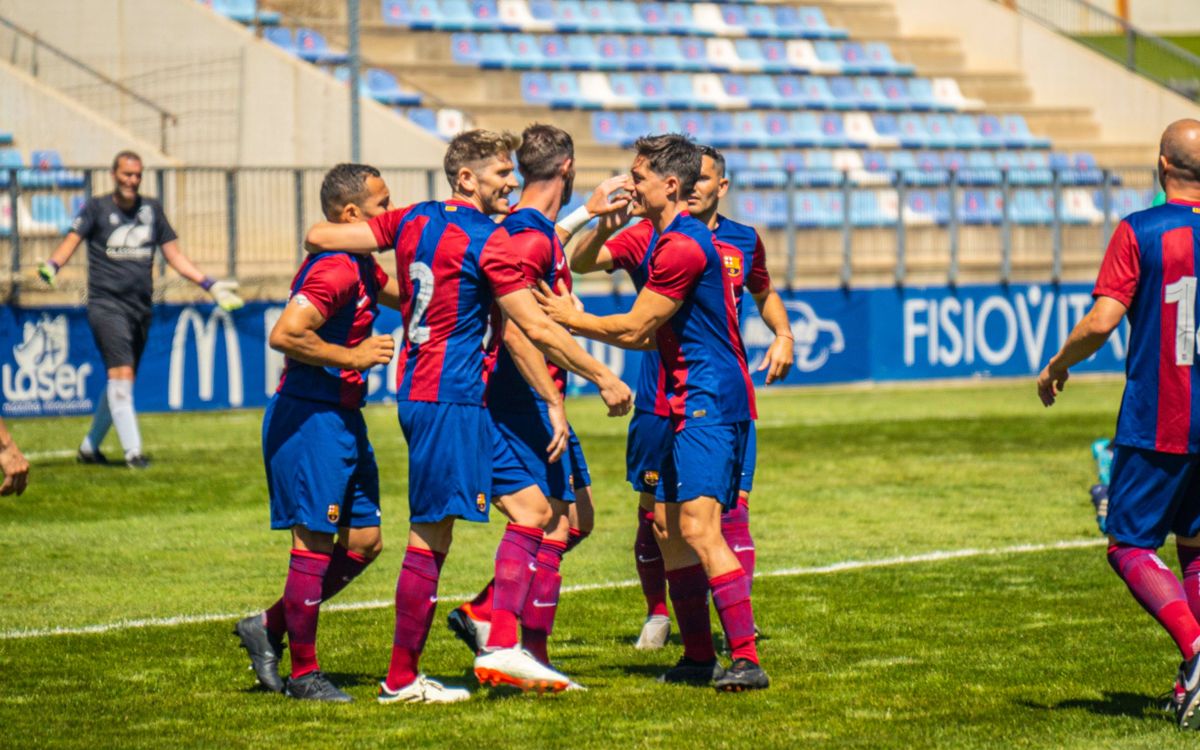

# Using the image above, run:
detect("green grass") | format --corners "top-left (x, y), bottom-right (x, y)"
top-left (1076, 34), bottom-right (1200, 87)
top-left (2, 378), bottom-right (1196, 747)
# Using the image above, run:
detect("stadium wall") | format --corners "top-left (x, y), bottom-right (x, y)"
top-left (0, 0), bottom-right (444, 167)
top-left (892, 0), bottom-right (1200, 146)
top-left (0, 285), bottom-right (1125, 417)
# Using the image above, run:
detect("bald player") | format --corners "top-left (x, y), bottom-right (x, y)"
top-left (1039, 119), bottom-right (1200, 729)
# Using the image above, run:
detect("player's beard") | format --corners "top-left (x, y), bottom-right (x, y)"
top-left (562, 171), bottom-right (575, 206)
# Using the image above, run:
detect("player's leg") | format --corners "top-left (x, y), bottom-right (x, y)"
top-left (82, 304), bottom-right (145, 466)
top-left (521, 497), bottom-right (571, 665)
top-left (655, 500), bottom-right (721, 682)
top-left (110, 309), bottom-right (150, 467)
top-left (627, 411), bottom-right (672, 647)
top-left (722, 422), bottom-right (757, 584)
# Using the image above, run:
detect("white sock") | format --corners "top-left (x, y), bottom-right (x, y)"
top-left (107, 378), bottom-right (142, 460)
top-left (81, 391), bottom-right (112, 455)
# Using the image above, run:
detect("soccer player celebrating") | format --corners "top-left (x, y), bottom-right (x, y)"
top-left (302, 130), bottom-right (632, 701)
top-left (37, 150), bottom-right (243, 469)
top-left (561, 146), bottom-right (793, 652)
top-left (235, 164), bottom-right (399, 702)
top-left (1038, 118), bottom-right (1200, 729)
top-left (535, 134), bottom-right (768, 691)
top-left (447, 124), bottom-right (605, 670)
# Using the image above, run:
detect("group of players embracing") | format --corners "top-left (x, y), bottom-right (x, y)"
top-left (233, 124), bottom-right (796, 704)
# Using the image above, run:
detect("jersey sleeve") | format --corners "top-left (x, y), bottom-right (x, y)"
top-left (1093, 221), bottom-right (1140, 307)
top-left (479, 227), bottom-right (530, 297)
top-left (605, 221), bottom-right (651, 273)
top-left (154, 202), bottom-right (178, 245)
top-left (69, 198), bottom-right (97, 238)
top-left (372, 257), bottom-right (390, 289)
top-left (368, 206), bottom-right (412, 250)
top-left (295, 256), bottom-right (359, 319)
top-left (745, 231), bottom-right (771, 295)
top-left (645, 234), bottom-right (706, 301)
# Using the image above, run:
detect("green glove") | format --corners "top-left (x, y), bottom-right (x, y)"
top-left (37, 260), bottom-right (59, 287)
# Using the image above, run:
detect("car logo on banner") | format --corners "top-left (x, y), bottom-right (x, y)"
top-left (1, 314), bottom-right (94, 416)
top-left (741, 300), bottom-right (845, 374)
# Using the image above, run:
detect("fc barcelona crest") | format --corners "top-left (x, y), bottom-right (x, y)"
top-left (642, 470), bottom-right (660, 488)
top-left (476, 493), bottom-right (487, 512)
top-left (327, 504), bottom-right (341, 524)
top-left (723, 255), bottom-right (742, 277)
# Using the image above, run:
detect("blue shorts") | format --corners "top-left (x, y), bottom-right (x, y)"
top-left (398, 400), bottom-right (493, 524)
top-left (657, 420), bottom-right (751, 510)
top-left (1107, 444), bottom-right (1200, 548)
top-left (628, 411), bottom-right (756, 495)
top-left (262, 393), bottom-right (381, 534)
top-left (491, 405), bottom-right (590, 501)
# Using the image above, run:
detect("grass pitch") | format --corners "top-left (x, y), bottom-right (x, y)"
top-left (1, 378), bottom-right (1194, 748)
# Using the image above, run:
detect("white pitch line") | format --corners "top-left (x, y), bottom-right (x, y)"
top-left (0, 537), bottom-right (1107, 641)
top-left (23, 449), bottom-right (79, 460)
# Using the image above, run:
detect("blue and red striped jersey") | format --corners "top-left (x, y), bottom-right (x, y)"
top-left (276, 251), bottom-right (390, 410)
top-left (487, 207), bottom-right (574, 411)
top-left (1095, 200), bottom-right (1200, 454)
top-left (368, 200), bottom-right (526, 405)
top-left (712, 214), bottom-right (772, 312)
top-left (645, 212), bottom-right (757, 429)
top-left (607, 219), bottom-right (668, 416)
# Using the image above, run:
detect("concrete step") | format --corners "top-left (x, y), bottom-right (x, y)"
top-left (873, 36), bottom-right (965, 71)
top-left (950, 72), bottom-right (1032, 106)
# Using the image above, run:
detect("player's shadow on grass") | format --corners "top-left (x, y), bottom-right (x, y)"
top-left (1019, 692), bottom-right (1165, 721)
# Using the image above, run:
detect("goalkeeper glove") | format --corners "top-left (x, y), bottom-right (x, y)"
top-left (37, 260), bottom-right (59, 287)
top-left (200, 277), bottom-right (245, 311)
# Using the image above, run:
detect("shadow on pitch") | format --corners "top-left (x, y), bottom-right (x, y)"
top-left (1018, 691), bottom-right (1166, 720)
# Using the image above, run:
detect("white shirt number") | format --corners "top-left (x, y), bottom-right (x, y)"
top-left (1166, 275), bottom-right (1198, 366)
top-left (407, 261), bottom-right (434, 344)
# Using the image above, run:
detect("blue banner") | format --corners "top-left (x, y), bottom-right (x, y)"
top-left (0, 282), bottom-right (1125, 417)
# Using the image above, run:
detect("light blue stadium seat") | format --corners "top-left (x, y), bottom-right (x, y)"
top-left (1011, 189), bottom-right (1056, 225)
top-left (581, 1), bottom-right (614, 32)
top-left (31, 195), bottom-right (70, 234)
top-left (30, 149), bottom-right (84, 189)
top-left (951, 114), bottom-right (987, 149)
top-left (1001, 115), bottom-right (1051, 148)
top-left (839, 42), bottom-right (869, 74)
top-left (646, 111), bottom-right (681, 134)
top-left (742, 5), bottom-right (775, 36)
top-left (792, 7), bottom-right (844, 39)
top-left (774, 74), bottom-right (802, 102)
top-left (663, 3), bottom-right (694, 34)
top-left (407, 107), bottom-right (439, 133)
top-left (734, 40), bottom-right (767, 72)
top-left (621, 112), bottom-right (651, 143)
top-left (263, 27), bottom-right (295, 53)
top-left (959, 151), bottom-right (1000, 186)
top-left (539, 34), bottom-right (570, 67)
top-left (365, 68), bottom-right (422, 105)
top-left (905, 190), bottom-right (939, 223)
top-left (721, 6), bottom-right (748, 33)
top-left (813, 42), bottom-right (844, 71)
top-left (797, 76), bottom-right (835, 109)
top-left (591, 111), bottom-right (623, 143)
top-left (861, 150), bottom-right (888, 175)
top-left (788, 113), bottom-right (824, 148)
top-left (790, 190), bottom-right (829, 229)
top-left (922, 114), bottom-right (955, 148)
top-left (1011, 151), bottom-right (1052, 186)
top-left (295, 28), bottom-right (348, 64)
top-left (864, 42), bottom-right (913, 75)
top-left (896, 114), bottom-right (934, 148)
top-left (818, 113), bottom-right (849, 147)
top-left (1107, 188), bottom-right (1154, 219)
top-left (1060, 152), bottom-right (1103, 186)
top-left (521, 72), bottom-right (554, 103)
top-left (977, 115), bottom-right (1007, 148)
top-left (662, 74), bottom-right (699, 108)
top-left (959, 190), bottom-right (1003, 225)
top-left (746, 75), bottom-right (783, 107)
top-left (854, 77), bottom-right (890, 111)
top-left (851, 190), bottom-right (889, 227)
top-left (381, 0), bottom-right (412, 26)
top-left (880, 77), bottom-right (914, 110)
top-left (680, 38), bottom-right (707, 71)
top-left (828, 77), bottom-right (860, 109)
top-left (731, 112), bottom-right (771, 148)
top-left (0, 148), bottom-right (22, 189)
top-left (871, 113), bottom-right (902, 144)
top-left (904, 78), bottom-right (937, 111)
top-left (678, 112), bottom-right (709, 140)
top-left (707, 113), bottom-right (735, 147)
top-left (609, 1), bottom-right (642, 32)
top-left (638, 2), bottom-right (668, 29)
top-left (451, 33), bottom-right (483, 64)
top-left (759, 41), bottom-right (789, 73)
top-left (405, 0), bottom-right (441, 27)
top-left (649, 37), bottom-right (687, 70)
top-left (591, 36), bottom-right (626, 70)
top-left (547, 72), bottom-right (582, 106)
top-left (735, 192), bottom-right (786, 229)
top-left (627, 36), bottom-right (655, 70)
top-left (608, 73), bottom-right (641, 102)
top-left (746, 151), bottom-right (788, 187)
top-left (438, 0), bottom-right (478, 30)
top-left (561, 35), bottom-right (600, 69)
top-left (529, 0), bottom-right (555, 21)
top-left (509, 34), bottom-right (543, 67)
top-left (210, 0), bottom-right (282, 24)
top-left (798, 150), bottom-right (841, 187)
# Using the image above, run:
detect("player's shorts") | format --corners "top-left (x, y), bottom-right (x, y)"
top-left (262, 393), bottom-right (381, 535)
top-left (490, 404), bottom-right (589, 502)
top-left (657, 420), bottom-right (751, 510)
top-left (398, 400), bottom-right (493, 524)
top-left (626, 410), bottom-right (673, 494)
top-left (87, 299), bottom-right (151, 370)
top-left (1106, 444), bottom-right (1200, 548)
top-left (740, 421), bottom-right (757, 494)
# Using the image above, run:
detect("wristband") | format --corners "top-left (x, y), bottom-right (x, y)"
top-left (556, 204), bottom-right (592, 238)
top-left (199, 276), bottom-right (216, 291)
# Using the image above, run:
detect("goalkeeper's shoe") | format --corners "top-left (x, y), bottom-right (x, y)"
top-left (234, 614), bottom-right (285, 693)
top-left (713, 658), bottom-right (770, 692)
top-left (474, 647), bottom-right (571, 694)
top-left (76, 448), bottom-right (109, 465)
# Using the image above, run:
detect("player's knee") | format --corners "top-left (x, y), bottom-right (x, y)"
top-left (677, 514), bottom-right (716, 549)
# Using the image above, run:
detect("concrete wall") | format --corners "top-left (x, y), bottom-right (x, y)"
top-left (0, 0), bottom-right (444, 167)
top-left (0, 59), bottom-right (172, 166)
top-left (1127, 1), bottom-right (1200, 34)
top-left (893, 0), bottom-right (1200, 145)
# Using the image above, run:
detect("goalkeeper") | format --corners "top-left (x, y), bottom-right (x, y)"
top-left (37, 150), bottom-right (243, 469)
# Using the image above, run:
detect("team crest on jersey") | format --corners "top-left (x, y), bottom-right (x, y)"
top-left (723, 255), bottom-right (742, 278)
top-left (569, 474), bottom-right (575, 491)
top-left (476, 493), bottom-right (487, 512)
top-left (327, 504), bottom-right (340, 523)
top-left (642, 470), bottom-right (660, 488)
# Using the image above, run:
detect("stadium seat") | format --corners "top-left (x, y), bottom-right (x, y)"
top-left (864, 42), bottom-right (912, 75)
top-left (407, 107), bottom-right (440, 134)
top-left (208, 0), bottom-right (282, 25)
top-left (902, 78), bottom-right (937, 111)
top-left (828, 77), bottom-right (862, 110)
top-left (589, 35), bottom-right (626, 70)
top-left (791, 7), bottom-right (846, 39)
top-left (364, 69), bottom-right (422, 105)
top-left (295, 29), bottom-right (348, 64)
top-left (646, 111), bottom-right (681, 134)
top-left (795, 76), bottom-right (835, 109)
top-left (813, 42), bottom-right (844, 73)
top-left (451, 33), bottom-right (484, 64)
top-left (1062, 188), bottom-right (1104, 225)
top-left (381, 0), bottom-right (412, 26)
top-left (591, 111), bottom-right (623, 143)
top-left (694, 3), bottom-right (734, 35)
top-left (620, 112), bottom-right (652, 143)
top-left (952, 115), bottom-right (988, 149)
top-left (439, 0), bottom-right (481, 30)
top-left (0, 131), bottom-right (11, 146)
top-left (29, 149), bottom-right (83, 189)
top-left (552, 0), bottom-right (589, 30)
top-left (758, 40), bottom-right (789, 73)
top-left (1010, 189), bottom-right (1057, 225)
top-left (844, 112), bottom-right (885, 148)
top-left (741, 5), bottom-right (776, 37)
top-left (730, 112), bottom-right (772, 148)
top-left (959, 151), bottom-right (1001, 186)
top-left (1058, 152), bottom-right (1103, 186)
top-left (854, 77), bottom-right (891, 111)
top-left (703, 39), bottom-right (741, 72)
top-left (263, 27), bottom-right (295, 53)
top-left (734, 191), bottom-right (786, 229)
top-left (662, 3), bottom-right (695, 35)
top-left (1001, 115), bottom-right (1052, 149)
top-left (609, 1), bottom-right (642, 32)
top-left (30, 195), bottom-right (70, 234)
top-left (931, 78), bottom-right (976, 110)
top-left (904, 190), bottom-right (939, 226)
top-left (1107, 188), bottom-right (1154, 220)
top-left (607, 72), bottom-right (640, 102)
top-left (890, 114), bottom-right (930, 149)
top-left (647, 36), bottom-right (686, 71)
top-left (784, 41), bottom-right (823, 73)
top-left (500, 0), bottom-right (547, 29)
top-left (0, 148), bottom-right (21, 189)
top-left (508, 33), bottom-right (544, 67)
top-left (581, 1), bottom-right (614, 32)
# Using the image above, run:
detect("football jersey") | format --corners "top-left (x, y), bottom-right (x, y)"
top-left (276, 251), bottom-right (390, 410)
top-left (487, 207), bottom-right (574, 411)
top-left (1094, 200), bottom-right (1200, 454)
top-left (644, 211), bottom-right (757, 429)
top-left (368, 200), bottom-right (526, 405)
top-left (70, 194), bottom-right (177, 311)
top-left (607, 220), bottom-right (669, 416)
top-left (712, 214), bottom-right (772, 312)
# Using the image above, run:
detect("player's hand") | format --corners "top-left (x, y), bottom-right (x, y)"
top-left (0, 442), bottom-right (29, 497)
top-left (598, 374), bottom-right (633, 417)
top-left (545, 400), bottom-right (569, 464)
top-left (37, 261), bottom-right (58, 287)
top-left (533, 279), bottom-right (579, 328)
top-left (758, 334), bottom-right (794, 384)
top-left (350, 334), bottom-right (395, 370)
top-left (585, 174), bottom-right (632, 218)
top-left (1037, 362), bottom-right (1069, 407)
top-left (571, 292), bottom-right (585, 312)
top-left (208, 280), bottom-right (245, 312)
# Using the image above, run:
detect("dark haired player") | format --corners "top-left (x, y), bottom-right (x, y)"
top-left (562, 147), bottom-right (792, 652)
top-left (235, 163), bottom-right (398, 702)
top-left (536, 134), bottom-right (769, 691)
top-left (303, 130), bottom-right (632, 701)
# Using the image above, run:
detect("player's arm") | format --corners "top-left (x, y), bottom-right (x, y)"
top-left (38, 201), bottom-right (92, 285)
top-left (535, 279), bottom-right (679, 350)
top-left (159, 240), bottom-right (244, 311)
top-left (558, 175), bottom-right (632, 273)
top-left (304, 221), bottom-right (379, 255)
top-left (378, 276), bottom-right (403, 311)
top-left (269, 298), bottom-right (395, 371)
top-left (495, 289), bottom-right (632, 416)
top-left (0, 416), bottom-right (29, 497)
top-left (1037, 295), bottom-right (1127, 407)
top-left (752, 288), bottom-right (794, 384)
top-left (501, 320), bottom-right (569, 462)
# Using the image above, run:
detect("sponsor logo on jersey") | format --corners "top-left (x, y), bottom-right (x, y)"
top-left (327, 504), bottom-right (340, 523)
top-left (641, 470), bottom-right (659, 488)
top-left (1, 314), bottom-right (94, 417)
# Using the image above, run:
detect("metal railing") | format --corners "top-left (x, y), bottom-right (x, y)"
top-left (0, 15), bottom-right (178, 153)
top-left (997, 0), bottom-right (1200, 101)
top-left (0, 164), bottom-right (1158, 301)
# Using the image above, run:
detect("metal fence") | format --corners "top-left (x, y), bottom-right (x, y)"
top-left (0, 164), bottom-right (1158, 302)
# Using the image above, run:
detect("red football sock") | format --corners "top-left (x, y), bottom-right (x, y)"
top-left (635, 509), bottom-right (669, 617)
top-left (466, 579), bottom-right (495, 622)
top-left (565, 526), bottom-right (589, 553)
top-left (721, 498), bottom-right (755, 586)
top-left (521, 538), bottom-right (568, 664)
top-left (1109, 544), bottom-right (1200, 659)
top-left (263, 545), bottom-right (371, 637)
top-left (485, 524), bottom-right (544, 650)
top-left (283, 549), bottom-right (330, 678)
top-left (666, 564), bottom-right (716, 663)
top-left (386, 547), bottom-right (443, 690)
top-left (710, 568), bottom-right (758, 664)
top-left (1178, 543), bottom-right (1200, 624)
